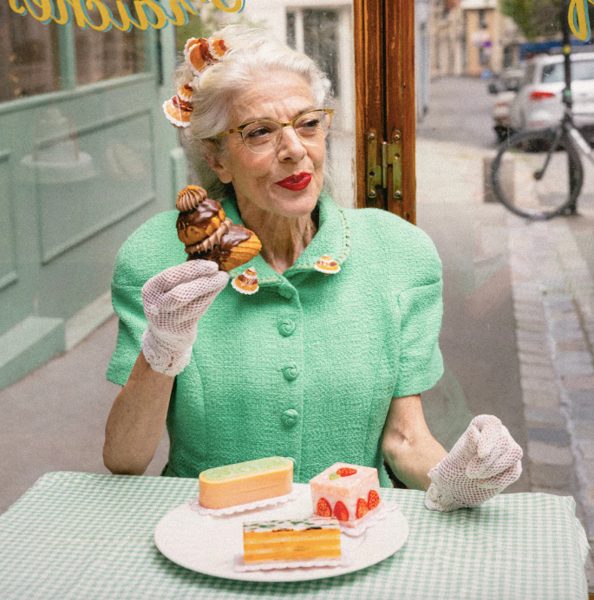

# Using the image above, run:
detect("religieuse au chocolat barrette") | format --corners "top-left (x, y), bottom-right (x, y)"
top-left (162, 36), bottom-right (229, 128)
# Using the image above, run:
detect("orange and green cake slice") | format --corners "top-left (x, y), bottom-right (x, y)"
top-left (243, 517), bottom-right (341, 564)
top-left (198, 456), bottom-right (293, 509)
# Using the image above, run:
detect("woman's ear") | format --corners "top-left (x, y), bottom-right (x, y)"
top-left (206, 149), bottom-right (233, 184)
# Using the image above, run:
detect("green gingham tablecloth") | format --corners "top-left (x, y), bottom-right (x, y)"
top-left (0, 472), bottom-right (589, 600)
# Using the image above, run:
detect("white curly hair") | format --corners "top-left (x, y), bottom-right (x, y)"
top-left (175, 25), bottom-right (334, 199)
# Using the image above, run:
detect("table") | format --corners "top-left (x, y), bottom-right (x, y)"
top-left (0, 472), bottom-right (589, 599)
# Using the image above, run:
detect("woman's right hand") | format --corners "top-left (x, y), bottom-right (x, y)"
top-left (141, 260), bottom-right (229, 376)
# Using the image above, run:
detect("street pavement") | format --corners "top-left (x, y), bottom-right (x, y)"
top-left (0, 75), bottom-right (591, 588)
top-left (417, 75), bottom-right (594, 588)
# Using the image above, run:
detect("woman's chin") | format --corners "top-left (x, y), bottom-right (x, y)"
top-left (271, 187), bottom-right (321, 218)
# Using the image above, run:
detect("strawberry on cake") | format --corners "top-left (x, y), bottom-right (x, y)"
top-left (310, 463), bottom-right (381, 527)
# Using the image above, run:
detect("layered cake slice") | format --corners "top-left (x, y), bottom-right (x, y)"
top-left (310, 463), bottom-right (381, 527)
top-left (198, 456), bottom-right (293, 509)
top-left (242, 517), bottom-right (341, 564)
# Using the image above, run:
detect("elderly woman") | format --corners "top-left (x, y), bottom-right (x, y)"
top-left (104, 26), bottom-right (522, 512)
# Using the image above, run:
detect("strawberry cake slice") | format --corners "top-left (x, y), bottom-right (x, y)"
top-left (309, 463), bottom-right (381, 528)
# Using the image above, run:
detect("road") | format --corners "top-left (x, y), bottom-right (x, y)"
top-left (418, 76), bottom-right (593, 278)
top-left (417, 76), bottom-right (497, 150)
top-left (417, 80), bottom-right (594, 578)
top-left (415, 76), bottom-right (530, 493)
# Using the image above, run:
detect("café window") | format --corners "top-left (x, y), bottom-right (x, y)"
top-left (286, 8), bottom-right (341, 97)
top-left (284, 5), bottom-right (355, 207)
top-left (0, 0), bottom-right (146, 102)
top-left (75, 0), bottom-right (145, 87)
top-left (0, 6), bottom-right (62, 101)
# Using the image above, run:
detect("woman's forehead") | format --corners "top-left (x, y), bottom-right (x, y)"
top-left (230, 71), bottom-right (315, 123)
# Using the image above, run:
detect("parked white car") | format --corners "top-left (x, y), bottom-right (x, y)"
top-left (509, 52), bottom-right (594, 141)
top-left (489, 67), bottom-right (524, 141)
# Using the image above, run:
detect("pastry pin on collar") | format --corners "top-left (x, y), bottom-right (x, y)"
top-left (232, 267), bottom-right (259, 295)
top-left (314, 255), bottom-right (341, 274)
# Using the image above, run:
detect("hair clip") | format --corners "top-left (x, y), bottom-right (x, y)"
top-left (163, 37), bottom-right (229, 129)
top-left (184, 37), bottom-right (228, 77)
top-left (162, 84), bottom-right (194, 128)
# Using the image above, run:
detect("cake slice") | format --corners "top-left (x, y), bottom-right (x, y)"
top-left (310, 463), bottom-right (381, 527)
top-left (242, 517), bottom-right (341, 564)
top-left (198, 456), bottom-right (293, 509)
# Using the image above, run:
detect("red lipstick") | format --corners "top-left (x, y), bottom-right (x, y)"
top-left (276, 172), bottom-right (312, 191)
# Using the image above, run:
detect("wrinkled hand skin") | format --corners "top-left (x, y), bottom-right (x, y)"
top-left (425, 415), bottom-right (523, 512)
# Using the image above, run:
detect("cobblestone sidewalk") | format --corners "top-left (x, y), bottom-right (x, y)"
top-left (417, 134), bottom-right (593, 590)
top-left (507, 214), bottom-right (594, 588)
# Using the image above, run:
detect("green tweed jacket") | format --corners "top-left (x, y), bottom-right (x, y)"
top-left (107, 192), bottom-right (444, 486)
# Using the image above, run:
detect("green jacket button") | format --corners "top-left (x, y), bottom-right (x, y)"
top-left (281, 409), bottom-right (299, 428)
top-left (278, 319), bottom-right (296, 336)
top-left (282, 364), bottom-right (299, 381)
top-left (278, 284), bottom-right (295, 299)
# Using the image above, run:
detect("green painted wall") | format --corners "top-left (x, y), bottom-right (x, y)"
top-left (0, 25), bottom-right (184, 389)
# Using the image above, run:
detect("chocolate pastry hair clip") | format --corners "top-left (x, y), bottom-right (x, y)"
top-left (162, 36), bottom-right (229, 129)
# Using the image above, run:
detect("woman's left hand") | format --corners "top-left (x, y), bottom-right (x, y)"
top-left (424, 414), bottom-right (523, 512)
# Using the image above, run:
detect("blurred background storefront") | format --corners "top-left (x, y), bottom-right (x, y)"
top-left (0, 3), bottom-right (184, 388)
top-left (0, 0), bottom-right (517, 389)
top-left (0, 0), bottom-right (398, 387)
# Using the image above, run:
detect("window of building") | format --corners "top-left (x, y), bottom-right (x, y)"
top-left (286, 11), bottom-right (296, 49)
top-left (285, 8), bottom-right (340, 97)
top-left (1, 1), bottom-right (146, 103)
top-left (76, 25), bottom-right (145, 86)
top-left (478, 9), bottom-right (488, 29)
top-left (0, 5), bottom-right (61, 102)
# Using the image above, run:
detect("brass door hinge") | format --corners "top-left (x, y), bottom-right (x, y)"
top-left (366, 129), bottom-right (403, 205)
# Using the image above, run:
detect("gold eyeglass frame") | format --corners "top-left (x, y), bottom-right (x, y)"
top-left (215, 108), bottom-right (335, 152)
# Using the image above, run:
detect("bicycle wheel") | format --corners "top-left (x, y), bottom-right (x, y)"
top-left (491, 128), bottom-right (584, 220)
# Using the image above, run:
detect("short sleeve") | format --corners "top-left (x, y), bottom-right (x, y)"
top-left (105, 254), bottom-right (146, 386)
top-left (393, 277), bottom-right (444, 397)
top-left (104, 211), bottom-right (184, 386)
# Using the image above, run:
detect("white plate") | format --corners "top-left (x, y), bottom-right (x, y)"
top-left (154, 483), bottom-right (409, 582)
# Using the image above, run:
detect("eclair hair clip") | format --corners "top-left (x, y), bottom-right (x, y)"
top-left (162, 36), bottom-right (229, 129)
top-left (162, 84), bottom-right (194, 128)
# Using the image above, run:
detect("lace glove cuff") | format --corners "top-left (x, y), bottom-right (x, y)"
top-left (141, 328), bottom-right (194, 377)
top-left (424, 478), bottom-right (463, 512)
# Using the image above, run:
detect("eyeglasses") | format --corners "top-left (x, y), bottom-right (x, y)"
top-left (216, 108), bottom-right (334, 154)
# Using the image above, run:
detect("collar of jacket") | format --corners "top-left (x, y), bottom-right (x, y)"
top-left (222, 191), bottom-right (351, 285)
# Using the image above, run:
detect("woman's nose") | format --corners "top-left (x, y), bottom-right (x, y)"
top-left (277, 126), bottom-right (306, 162)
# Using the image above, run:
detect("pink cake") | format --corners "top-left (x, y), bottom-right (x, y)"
top-left (309, 463), bottom-right (381, 527)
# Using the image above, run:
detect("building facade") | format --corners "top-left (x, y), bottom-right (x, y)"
top-left (461, 0), bottom-right (522, 76)
top-left (430, 0), bottom-right (522, 78)
top-left (430, 0), bottom-right (465, 78)
top-left (0, 6), bottom-right (183, 389)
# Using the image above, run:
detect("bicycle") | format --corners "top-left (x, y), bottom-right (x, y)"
top-left (490, 26), bottom-right (594, 221)
top-left (490, 106), bottom-right (593, 220)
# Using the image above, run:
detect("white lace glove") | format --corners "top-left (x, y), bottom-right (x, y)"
top-left (141, 260), bottom-right (229, 376)
top-left (425, 415), bottom-right (523, 512)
